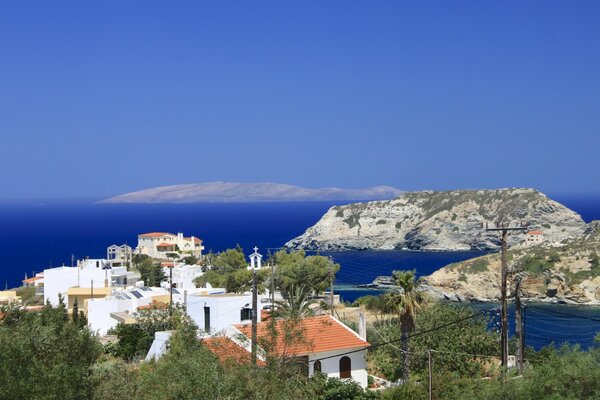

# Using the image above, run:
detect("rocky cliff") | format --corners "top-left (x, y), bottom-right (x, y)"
top-left (285, 188), bottom-right (586, 251)
top-left (423, 221), bottom-right (600, 305)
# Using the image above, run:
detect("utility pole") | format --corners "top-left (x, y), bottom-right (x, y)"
top-left (169, 257), bottom-right (174, 317)
top-left (251, 266), bottom-right (258, 366)
top-left (270, 261), bottom-right (275, 309)
top-left (485, 222), bottom-right (528, 369)
top-left (515, 275), bottom-right (525, 374)
top-left (428, 350), bottom-right (433, 400)
top-left (329, 256), bottom-right (335, 317)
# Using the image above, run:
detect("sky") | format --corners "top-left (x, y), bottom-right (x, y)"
top-left (0, 1), bottom-right (599, 200)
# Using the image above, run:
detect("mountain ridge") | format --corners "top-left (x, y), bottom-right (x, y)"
top-left (98, 182), bottom-right (404, 204)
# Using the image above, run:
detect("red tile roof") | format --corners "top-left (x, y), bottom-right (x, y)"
top-left (234, 315), bottom-right (370, 357)
top-left (139, 232), bottom-right (173, 238)
top-left (528, 230), bottom-right (543, 235)
top-left (22, 276), bottom-right (42, 284)
top-left (203, 337), bottom-right (266, 366)
top-left (156, 242), bottom-right (176, 247)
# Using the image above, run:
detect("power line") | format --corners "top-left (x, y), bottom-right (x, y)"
top-left (527, 305), bottom-right (600, 323)
top-left (312, 310), bottom-right (487, 363)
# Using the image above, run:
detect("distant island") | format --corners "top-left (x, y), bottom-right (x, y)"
top-left (98, 182), bottom-right (404, 204)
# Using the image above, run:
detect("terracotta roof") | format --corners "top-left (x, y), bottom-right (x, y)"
top-left (528, 230), bottom-right (543, 235)
top-left (203, 337), bottom-right (266, 366)
top-left (160, 262), bottom-right (175, 267)
top-left (234, 315), bottom-right (370, 357)
top-left (139, 232), bottom-right (173, 238)
top-left (156, 242), bottom-right (176, 247)
top-left (22, 276), bottom-right (42, 284)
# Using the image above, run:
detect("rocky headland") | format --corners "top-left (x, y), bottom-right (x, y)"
top-left (423, 221), bottom-right (600, 305)
top-left (286, 188), bottom-right (586, 251)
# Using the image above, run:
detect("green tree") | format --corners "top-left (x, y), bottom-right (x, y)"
top-left (136, 258), bottom-right (165, 287)
top-left (272, 250), bottom-right (339, 294)
top-left (386, 270), bottom-right (425, 382)
top-left (275, 284), bottom-right (317, 318)
top-left (211, 246), bottom-right (247, 273)
top-left (181, 255), bottom-right (198, 265)
top-left (0, 302), bottom-right (102, 400)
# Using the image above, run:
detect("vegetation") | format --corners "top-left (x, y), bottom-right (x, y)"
top-left (3, 294), bottom-right (600, 399)
top-left (0, 299), bottom-right (101, 400)
top-left (15, 285), bottom-right (43, 305)
top-left (132, 254), bottom-right (165, 287)
top-left (195, 248), bottom-right (339, 298)
top-left (385, 270), bottom-right (426, 381)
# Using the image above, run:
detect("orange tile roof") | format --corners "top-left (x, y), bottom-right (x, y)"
top-left (203, 337), bottom-right (266, 366)
top-left (156, 242), bottom-right (176, 247)
top-left (22, 276), bottom-right (42, 284)
top-left (528, 230), bottom-right (543, 235)
top-left (235, 315), bottom-right (370, 357)
top-left (139, 232), bottom-right (173, 238)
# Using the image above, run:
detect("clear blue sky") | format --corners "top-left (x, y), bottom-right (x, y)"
top-left (1, 1), bottom-right (599, 200)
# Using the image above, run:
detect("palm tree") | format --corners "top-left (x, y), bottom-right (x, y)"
top-left (275, 284), bottom-right (316, 319)
top-left (387, 269), bottom-right (425, 382)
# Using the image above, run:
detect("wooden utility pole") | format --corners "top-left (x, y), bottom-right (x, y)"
top-left (428, 350), bottom-right (433, 400)
top-left (251, 266), bottom-right (258, 366)
top-left (270, 261), bottom-right (275, 308)
top-left (169, 264), bottom-right (173, 317)
top-left (515, 275), bottom-right (525, 374)
top-left (329, 257), bottom-right (335, 316)
top-left (485, 222), bottom-right (528, 369)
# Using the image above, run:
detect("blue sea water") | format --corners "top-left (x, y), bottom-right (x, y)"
top-left (0, 195), bottom-right (599, 349)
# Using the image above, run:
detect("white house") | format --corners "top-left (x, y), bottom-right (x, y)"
top-left (136, 232), bottom-right (204, 258)
top-left (87, 286), bottom-right (226, 335)
top-left (186, 292), bottom-right (260, 333)
top-left (43, 259), bottom-right (136, 307)
top-left (524, 230), bottom-right (544, 246)
top-left (231, 315), bottom-right (370, 388)
top-left (107, 244), bottom-right (133, 267)
top-left (160, 263), bottom-right (204, 290)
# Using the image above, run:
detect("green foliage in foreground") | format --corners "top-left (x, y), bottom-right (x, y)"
top-left (381, 344), bottom-right (600, 400)
top-left (367, 303), bottom-right (499, 381)
top-left (3, 300), bottom-right (600, 400)
top-left (0, 302), bottom-right (102, 400)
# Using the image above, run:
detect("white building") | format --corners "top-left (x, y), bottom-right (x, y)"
top-left (136, 232), bottom-right (204, 258)
top-left (87, 286), bottom-right (226, 335)
top-left (43, 259), bottom-right (136, 307)
top-left (186, 292), bottom-right (259, 333)
top-left (146, 314), bottom-right (371, 387)
top-left (107, 244), bottom-right (133, 267)
top-left (524, 230), bottom-right (544, 246)
top-left (160, 262), bottom-right (204, 290)
top-left (231, 315), bottom-right (370, 388)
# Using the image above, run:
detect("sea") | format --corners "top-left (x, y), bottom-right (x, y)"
top-left (0, 195), bottom-right (599, 350)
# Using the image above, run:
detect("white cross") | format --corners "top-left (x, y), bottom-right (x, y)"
top-left (253, 246), bottom-right (259, 253)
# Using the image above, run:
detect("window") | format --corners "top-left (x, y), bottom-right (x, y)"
top-left (204, 306), bottom-right (211, 331)
top-left (314, 360), bottom-right (322, 373)
top-left (240, 308), bottom-right (252, 321)
top-left (339, 356), bottom-right (351, 379)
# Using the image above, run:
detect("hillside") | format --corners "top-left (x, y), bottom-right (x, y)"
top-left (423, 221), bottom-right (600, 304)
top-left (99, 182), bottom-right (403, 203)
top-left (285, 188), bottom-right (586, 251)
